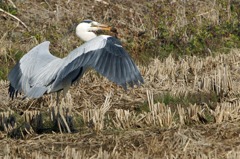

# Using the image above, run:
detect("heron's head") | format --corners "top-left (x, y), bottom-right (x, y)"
top-left (76, 20), bottom-right (111, 42)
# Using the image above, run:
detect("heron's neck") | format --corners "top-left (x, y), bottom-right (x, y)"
top-left (76, 31), bottom-right (97, 42)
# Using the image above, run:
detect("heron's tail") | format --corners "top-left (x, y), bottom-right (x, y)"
top-left (8, 84), bottom-right (19, 100)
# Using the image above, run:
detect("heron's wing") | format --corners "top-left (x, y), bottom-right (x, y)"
top-left (8, 41), bottom-right (59, 99)
top-left (26, 58), bottom-right (63, 98)
top-left (54, 35), bottom-right (144, 90)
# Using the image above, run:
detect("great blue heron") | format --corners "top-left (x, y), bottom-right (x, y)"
top-left (8, 20), bottom-right (144, 104)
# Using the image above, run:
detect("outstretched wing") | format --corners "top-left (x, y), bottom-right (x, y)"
top-left (8, 41), bottom-right (59, 99)
top-left (53, 35), bottom-right (144, 90)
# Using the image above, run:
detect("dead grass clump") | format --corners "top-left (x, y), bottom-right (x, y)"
top-left (81, 92), bottom-right (112, 132)
top-left (226, 147), bottom-right (240, 159)
top-left (112, 107), bottom-right (152, 130)
top-left (177, 104), bottom-right (209, 125)
top-left (0, 110), bottom-right (15, 132)
top-left (61, 146), bottom-right (90, 159)
top-left (143, 91), bottom-right (175, 128)
top-left (197, 64), bottom-right (233, 97)
top-left (113, 109), bottom-right (137, 130)
top-left (24, 110), bottom-right (42, 133)
top-left (211, 100), bottom-right (240, 123)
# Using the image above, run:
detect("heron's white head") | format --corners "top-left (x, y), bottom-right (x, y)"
top-left (76, 20), bottom-right (111, 42)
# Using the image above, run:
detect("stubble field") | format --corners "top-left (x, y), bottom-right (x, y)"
top-left (0, 0), bottom-right (240, 158)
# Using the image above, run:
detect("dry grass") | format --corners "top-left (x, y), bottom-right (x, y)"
top-left (1, 49), bottom-right (240, 158)
top-left (0, 0), bottom-right (239, 76)
top-left (1, 0), bottom-right (240, 158)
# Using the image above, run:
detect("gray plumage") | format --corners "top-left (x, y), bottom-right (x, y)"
top-left (8, 35), bottom-right (144, 99)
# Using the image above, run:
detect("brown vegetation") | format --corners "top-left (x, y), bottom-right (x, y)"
top-left (1, 49), bottom-right (240, 158)
top-left (0, 0), bottom-right (240, 158)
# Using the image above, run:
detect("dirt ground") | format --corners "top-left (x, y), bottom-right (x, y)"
top-left (1, 0), bottom-right (240, 158)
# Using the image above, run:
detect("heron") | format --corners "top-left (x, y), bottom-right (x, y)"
top-left (8, 20), bottom-right (144, 105)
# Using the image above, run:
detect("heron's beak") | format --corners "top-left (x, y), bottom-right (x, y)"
top-left (96, 23), bottom-right (112, 31)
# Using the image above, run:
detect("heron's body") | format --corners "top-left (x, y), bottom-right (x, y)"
top-left (8, 20), bottom-right (144, 100)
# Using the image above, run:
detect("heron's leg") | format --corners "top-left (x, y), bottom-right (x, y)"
top-left (57, 85), bottom-right (72, 133)
top-left (63, 89), bottom-right (68, 104)
top-left (63, 83), bottom-right (71, 104)
top-left (56, 91), bottom-right (60, 107)
top-left (52, 91), bottom-right (61, 132)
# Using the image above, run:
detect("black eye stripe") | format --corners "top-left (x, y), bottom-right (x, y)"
top-left (81, 20), bottom-right (93, 23)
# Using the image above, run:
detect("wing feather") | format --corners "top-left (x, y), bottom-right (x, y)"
top-left (8, 41), bottom-right (60, 99)
top-left (94, 52), bottom-right (105, 73)
top-left (111, 57), bottom-right (117, 82)
top-left (9, 35), bottom-right (144, 100)
top-left (118, 58), bottom-right (127, 88)
top-left (53, 36), bottom-right (144, 90)
top-left (99, 50), bottom-right (110, 74)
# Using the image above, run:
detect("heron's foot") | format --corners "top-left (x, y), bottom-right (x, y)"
top-left (51, 106), bottom-right (75, 133)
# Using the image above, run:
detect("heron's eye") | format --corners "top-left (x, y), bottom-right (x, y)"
top-left (91, 21), bottom-right (99, 26)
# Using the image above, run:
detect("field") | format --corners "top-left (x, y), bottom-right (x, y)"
top-left (0, 0), bottom-right (240, 158)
